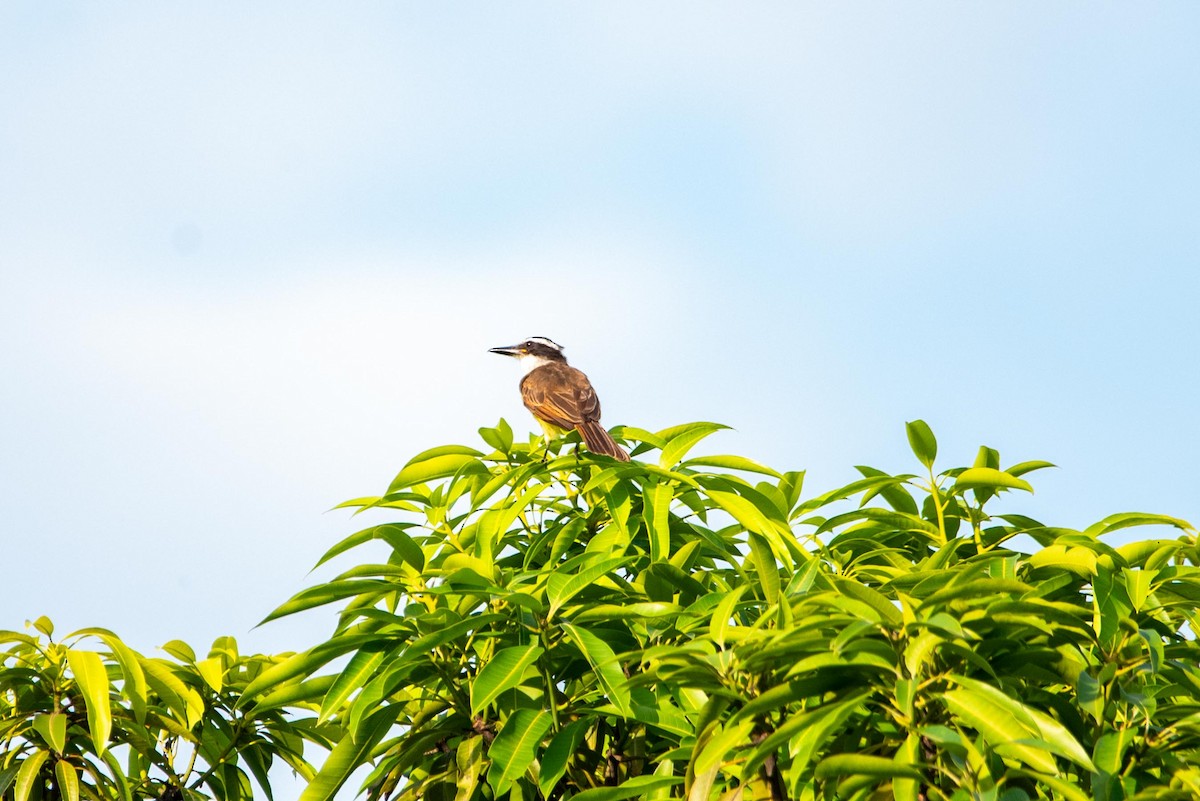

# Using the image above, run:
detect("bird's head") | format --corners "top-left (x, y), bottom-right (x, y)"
top-left (489, 337), bottom-right (567, 369)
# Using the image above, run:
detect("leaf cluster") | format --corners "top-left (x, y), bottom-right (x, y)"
top-left (0, 619), bottom-right (332, 801)
top-left (255, 420), bottom-right (1200, 801)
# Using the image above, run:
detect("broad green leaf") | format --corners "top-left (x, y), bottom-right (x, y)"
top-left (940, 688), bottom-right (1058, 774)
top-left (196, 656), bottom-right (224, 692)
top-left (547, 556), bottom-right (632, 619)
top-left (539, 721), bottom-right (590, 798)
top-left (1123, 567), bottom-right (1157, 612)
top-left (387, 447), bottom-right (483, 493)
top-left (32, 712), bottom-right (66, 753)
top-left (709, 586), bottom-right (748, 648)
top-left (319, 644), bottom-right (392, 723)
top-left (260, 579), bottom-right (394, 624)
top-left (1027, 545), bottom-right (1096, 576)
top-left (1006, 460), bottom-right (1057, 477)
top-left (14, 751), bottom-right (49, 801)
top-left (55, 761), bottom-right (79, 801)
top-left (643, 481), bottom-right (674, 563)
top-left (139, 657), bottom-right (206, 729)
top-left (953, 467), bottom-right (1033, 494)
top-left (746, 532), bottom-right (779, 604)
top-left (905, 420), bottom-right (937, 468)
top-left (1083, 511), bottom-right (1194, 538)
top-left (814, 753), bottom-right (923, 779)
top-left (659, 422), bottom-right (728, 467)
top-left (161, 639), bottom-right (196, 662)
top-left (486, 709), bottom-right (553, 794)
top-left (947, 674), bottom-right (1095, 771)
top-left (469, 644), bottom-right (544, 715)
top-left (455, 736), bottom-right (485, 801)
top-left (694, 718), bottom-right (755, 774)
top-left (562, 624), bottom-right (632, 716)
top-left (240, 634), bottom-right (383, 701)
top-left (298, 706), bottom-right (398, 801)
top-left (314, 523), bottom-right (424, 571)
top-left (573, 775), bottom-right (683, 801)
top-left (32, 615), bottom-right (54, 636)
top-left (679, 454), bottom-right (781, 478)
top-left (67, 649), bottom-right (112, 755)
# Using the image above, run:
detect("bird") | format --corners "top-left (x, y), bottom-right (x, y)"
top-left (489, 337), bottom-right (630, 462)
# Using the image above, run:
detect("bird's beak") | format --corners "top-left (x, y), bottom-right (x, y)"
top-left (489, 344), bottom-right (522, 357)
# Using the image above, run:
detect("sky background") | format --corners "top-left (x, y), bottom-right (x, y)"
top-left (2, 3), bottom-right (1198, 792)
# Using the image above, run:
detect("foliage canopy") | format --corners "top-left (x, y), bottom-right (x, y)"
top-left (4, 420), bottom-right (1199, 801)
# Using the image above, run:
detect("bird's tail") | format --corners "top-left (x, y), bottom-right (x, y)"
top-left (577, 421), bottom-right (630, 462)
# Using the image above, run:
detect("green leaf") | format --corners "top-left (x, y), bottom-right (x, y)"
top-left (953, 467), bottom-right (1033, 494)
top-left (1083, 512), bottom-right (1194, 538)
top-left (678, 454), bottom-right (781, 478)
top-left (643, 481), bottom-right (674, 563)
top-left (814, 753), bottom-right (923, 779)
top-left (547, 556), bottom-right (632, 619)
top-left (32, 713), bottom-right (67, 753)
top-left (469, 644), bottom-right (544, 715)
top-left (947, 674), bottom-right (1095, 771)
top-left (32, 615), bottom-right (54, 637)
top-left (196, 656), bottom-right (224, 692)
top-left (539, 721), bottom-right (590, 798)
top-left (55, 761), bottom-right (80, 801)
top-left (319, 644), bottom-right (393, 723)
top-left (67, 649), bottom-right (112, 755)
top-left (485, 709), bottom-right (553, 794)
top-left (454, 736), bottom-right (485, 801)
top-left (298, 706), bottom-right (398, 801)
top-left (314, 523), bottom-right (424, 571)
top-left (387, 446), bottom-right (483, 493)
top-left (905, 420), bottom-right (937, 468)
top-left (940, 688), bottom-right (1059, 774)
top-left (572, 775), bottom-right (683, 801)
top-left (694, 718), bottom-right (755, 774)
top-left (562, 624), bottom-right (632, 716)
top-left (13, 751), bottom-right (49, 801)
top-left (746, 532), bottom-right (779, 604)
top-left (659, 422), bottom-right (729, 468)
top-left (161, 639), bottom-right (196, 663)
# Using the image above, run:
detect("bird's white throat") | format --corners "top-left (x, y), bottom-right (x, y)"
top-left (516, 353), bottom-right (556, 376)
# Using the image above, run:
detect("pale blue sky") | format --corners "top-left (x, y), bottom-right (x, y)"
top-left (3, 1), bottom-right (1197, 683)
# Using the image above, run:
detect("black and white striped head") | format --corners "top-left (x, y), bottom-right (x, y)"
top-left (489, 337), bottom-right (568, 370)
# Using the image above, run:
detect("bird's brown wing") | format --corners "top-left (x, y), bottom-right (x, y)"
top-left (520, 364), bottom-right (602, 429)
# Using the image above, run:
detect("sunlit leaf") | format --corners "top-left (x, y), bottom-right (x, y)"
top-left (67, 649), bottom-right (112, 755)
top-left (469, 644), bottom-right (544, 715)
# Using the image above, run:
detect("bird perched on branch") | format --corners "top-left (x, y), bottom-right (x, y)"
top-left (489, 337), bottom-right (630, 462)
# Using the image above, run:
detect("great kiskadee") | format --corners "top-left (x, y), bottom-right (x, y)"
top-left (489, 337), bottom-right (630, 462)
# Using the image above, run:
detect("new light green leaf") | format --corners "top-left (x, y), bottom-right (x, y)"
top-left (659, 422), bottom-right (728, 467)
top-left (679, 454), bottom-right (781, 478)
top-left (14, 751), bottom-right (49, 801)
top-left (953, 467), bottom-right (1033, 494)
top-left (905, 419), bottom-right (937, 468)
top-left (32, 713), bottom-right (66, 753)
top-left (55, 761), bottom-right (80, 801)
top-left (388, 447), bottom-right (483, 493)
top-left (470, 644), bottom-right (544, 715)
top-left (67, 649), bottom-right (112, 755)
